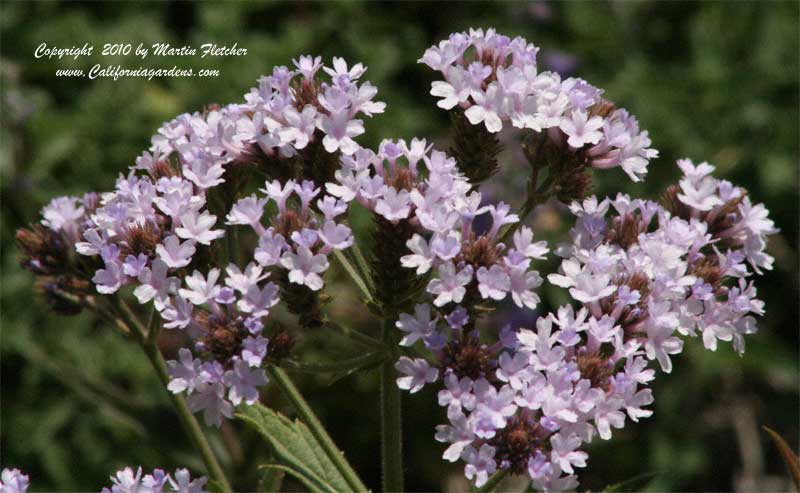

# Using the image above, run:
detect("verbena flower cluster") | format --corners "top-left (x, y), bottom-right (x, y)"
top-left (21, 55), bottom-right (381, 428)
top-left (0, 466), bottom-right (206, 493)
top-left (16, 29), bottom-right (778, 492)
top-left (420, 27), bottom-right (657, 182)
top-left (0, 468), bottom-right (29, 493)
top-left (392, 159), bottom-right (776, 489)
top-left (101, 466), bottom-right (207, 493)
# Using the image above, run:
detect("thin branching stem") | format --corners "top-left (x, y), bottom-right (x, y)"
top-left (111, 297), bottom-right (233, 493)
top-left (282, 351), bottom-right (386, 374)
top-left (266, 365), bottom-right (368, 492)
top-left (380, 317), bottom-right (404, 492)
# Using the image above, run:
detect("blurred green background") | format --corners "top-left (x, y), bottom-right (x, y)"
top-left (1, 2), bottom-right (798, 492)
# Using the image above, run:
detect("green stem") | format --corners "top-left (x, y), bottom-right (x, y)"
top-left (380, 317), bottom-right (403, 493)
top-left (498, 173), bottom-right (556, 244)
top-left (325, 320), bottom-right (384, 349)
top-left (475, 469), bottom-right (509, 493)
top-left (267, 365), bottom-right (367, 492)
top-left (112, 299), bottom-right (233, 493)
top-left (282, 351), bottom-right (386, 374)
top-left (350, 243), bottom-right (373, 288)
top-left (333, 249), bottom-right (374, 303)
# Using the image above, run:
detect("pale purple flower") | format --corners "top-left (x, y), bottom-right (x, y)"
top-left (317, 196), bottom-right (348, 220)
top-left (401, 234), bottom-right (434, 274)
top-left (226, 195), bottom-right (268, 228)
top-left (323, 57), bottom-right (367, 84)
top-left (241, 336), bottom-right (269, 367)
top-left (496, 351), bottom-right (534, 390)
top-left (375, 188), bottom-right (411, 222)
top-left (508, 266), bottom-right (543, 309)
top-left (135, 260), bottom-right (179, 311)
top-left (93, 260), bottom-right (125, 294)
top-left (188, 364), bottom-right (234, 427)
top-left (254, 231), bottom-right (287, 267)
top-left (0, 468), bottom-right (29, 493)
top-left (157, 235), bottom-right (197, 269)
top-left (169, 469), bottom-right (209, 493)
top-left (294, 180), bottom-right (321, 213)
top-left (438, 372), bottom-right (476, 413)
top-left (224, 263), bottom-right (267, 294)
top-left (261, 180), bottom-right (296, 212)
top-left (318, 112), bottom-right (363, 155)
top-left (486, 202), bottom-right (518, 239)
top-left (477, 265), bottom-right (511, 300)
top-left (179, 269), bottom-right (222, 306)
top-left (445, 306), bottom-right (469, 330)
top-left (427, 262), bottom-right (474, 307)
top-left (293, 54), bottom-right (323, 79)
top-left (280, 246), bottom-right (329, 291)
top-left (643, 314), bottom-right (683, 373)
top-left (549, 433), bottom-right (587, 475)
top-left (161, 296), bottom-right (194, 330)
top-left (513, 227), bottom-right (549, 259)
top-left (430, 66), bottom-right (471, 109)
top-left (560, 110), bottom-right (603, 148)
top-left (141, 469), bottom-right (169, 492)
top-left (395, 356), bottom-right (438, 393)
top-left (102, 466), bottom-right (142, 493)
top-left (237, 282), bottom-right (280, 318)
top-left (167, 348), bottom-right (200, 394)
top-left (123, 254), bottom-right (149, 277)
top-left (318, 220), bottom-right (353, 251)
top-left (290, 228), bottom-right (319, 250)
top-left (464, 84), bottom-right (504, 133)
top-left (223, 360), bottom-right (269, 405)
top-left (76, 228), bottom-right (106, 256)
top-left (430, 234), bottom-right (462, 261)
top-left (182, 158), bottom-right (225, 190)
top-left (176, 211), bottom-right (224, 245)
top-left (592, 393), bottom-right (626, 440)
top-left (41, 196), bottom-right (84, 234)
top-left (462, 444), bottom-right (497, 488)
top-left (396, 303), bottom-right (439, 346)
top-left (435, 410), bottom-right (475, 462)
top-left (548, 259), bottom-right (616, 304)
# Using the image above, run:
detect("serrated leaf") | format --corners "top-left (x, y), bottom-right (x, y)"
top-left (237, 404), bottom-right (353, 493)
top-left (260, 465), bottom-right (326, 493)
top-left (259, 462), bottom-right (285, 493)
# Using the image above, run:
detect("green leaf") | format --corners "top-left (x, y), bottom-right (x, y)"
top-left (259, 465), bottom-right (325, 493)
top-left (237, 404), bottom-right (353, 493)
top-left (258, 462), bottom-right (285, 493)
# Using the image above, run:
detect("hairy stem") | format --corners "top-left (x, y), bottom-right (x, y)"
top-left (380, 317), bottom-right (404, 492)
top-left (475, 469), bottom-right (509, 493)
top-left (112, 299), bottom-right (233, 493)
top-left (267, 365), bottom-right (367, 492)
